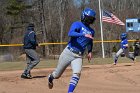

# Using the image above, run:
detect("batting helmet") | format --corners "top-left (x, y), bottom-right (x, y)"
top-left (81, 8), bottom-right (96, 24)
top-left (121, 33), bottom-right (127, 40)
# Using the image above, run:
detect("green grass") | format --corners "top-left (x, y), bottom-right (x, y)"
top-left (0, 57), bottom-right (140, 71)
top-left (0, 60), bottom-right (58, 71)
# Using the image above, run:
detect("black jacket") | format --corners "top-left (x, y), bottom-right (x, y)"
top-left (23, 27), bottom-right (38, 49)
top-left (134, 41), bottom-right (140, 49)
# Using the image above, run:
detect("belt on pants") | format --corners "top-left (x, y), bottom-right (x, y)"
top-left (67, 46), bottom-right (82, 55)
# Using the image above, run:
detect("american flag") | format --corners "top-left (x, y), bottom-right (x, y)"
top-left (102, 10), bottom-right (125, 26)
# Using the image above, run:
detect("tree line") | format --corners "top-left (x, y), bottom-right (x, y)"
top-left (0, 0), bottom-right (140, 60)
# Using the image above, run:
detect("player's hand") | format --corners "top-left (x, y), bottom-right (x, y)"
top-left (87, 52), bottom-right (92, 63)
top-left (85, 34), bottom-right (93, 39)
top-left (123, 44), bottom-right (128, 47)
top-left (37, 43), bottom-right (41, 48)
top-left (38, 44), bottom-right (41, 47)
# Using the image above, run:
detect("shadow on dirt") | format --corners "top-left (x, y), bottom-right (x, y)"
top-left (124, 64), bottom-right (132, 66)
top-left (32, 75), bottom-right (46, 79)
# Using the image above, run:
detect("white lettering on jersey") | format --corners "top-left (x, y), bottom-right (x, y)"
top-left (82, 27), bottom-right (91, 34)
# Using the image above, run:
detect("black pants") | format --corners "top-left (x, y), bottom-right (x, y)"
top-left (134, 48), bottom-right (140, 57)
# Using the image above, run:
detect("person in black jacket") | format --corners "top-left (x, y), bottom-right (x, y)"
top-left (21, 23), bottom-right (40, 79)
top-left (133, 39), bottom-right (140, 60)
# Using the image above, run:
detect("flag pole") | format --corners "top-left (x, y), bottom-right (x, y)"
top-left (98, 0), bottom-right (105, 58)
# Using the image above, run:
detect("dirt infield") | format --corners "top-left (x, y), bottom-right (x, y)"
top-left (0, 62), bottom-right (140, 93)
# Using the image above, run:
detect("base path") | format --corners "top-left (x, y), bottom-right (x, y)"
top-left (0, 62), bottom-right (140, 93)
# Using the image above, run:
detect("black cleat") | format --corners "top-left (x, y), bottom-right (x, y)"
top-left (48, 74), bottom-right (54, 89)
top-left (132, 58), bottom-right (136, 64)
top-left (21, 73), bottom-right (32, 79)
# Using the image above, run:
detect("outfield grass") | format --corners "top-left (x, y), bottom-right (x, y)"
top-left (0, 57), bottom-right (139, 71)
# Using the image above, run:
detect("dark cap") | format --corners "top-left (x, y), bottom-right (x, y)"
top-left (28, 23), bottom-right (34, 27)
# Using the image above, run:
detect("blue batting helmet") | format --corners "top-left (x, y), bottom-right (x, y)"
top-left (81, 8), bottom-right (96, 24)
top-left (121, 33), bottom-right (127, 40)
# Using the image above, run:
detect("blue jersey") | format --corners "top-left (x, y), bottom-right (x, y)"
top-left (68, 21), bottom-right (95, 54)
top-left (121, 39), bottom-right (128, 49)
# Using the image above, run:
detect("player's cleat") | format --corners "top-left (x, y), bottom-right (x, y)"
top-left (113, 63), bottom-right (117, 65)
top-left (113, 61), bottom-right (117, 65)
top-left (48, 74), bottom-right (54, 89)
top-left (132, 57), bottom-right (136, 64)
top-left (21, 73), bottom-right (32, 79)
top-left (134, 57), bottom-right (136, 62)
top-left (113, 58), bottom-right (118, 65)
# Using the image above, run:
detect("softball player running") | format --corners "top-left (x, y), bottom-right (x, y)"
top-left (114, 33), bottom-right (135, 65)
top-left (47, 8), bottom-right (96, 93)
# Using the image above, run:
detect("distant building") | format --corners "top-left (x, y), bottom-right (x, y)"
top-left (126, 18), bottom-right (140, 32)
